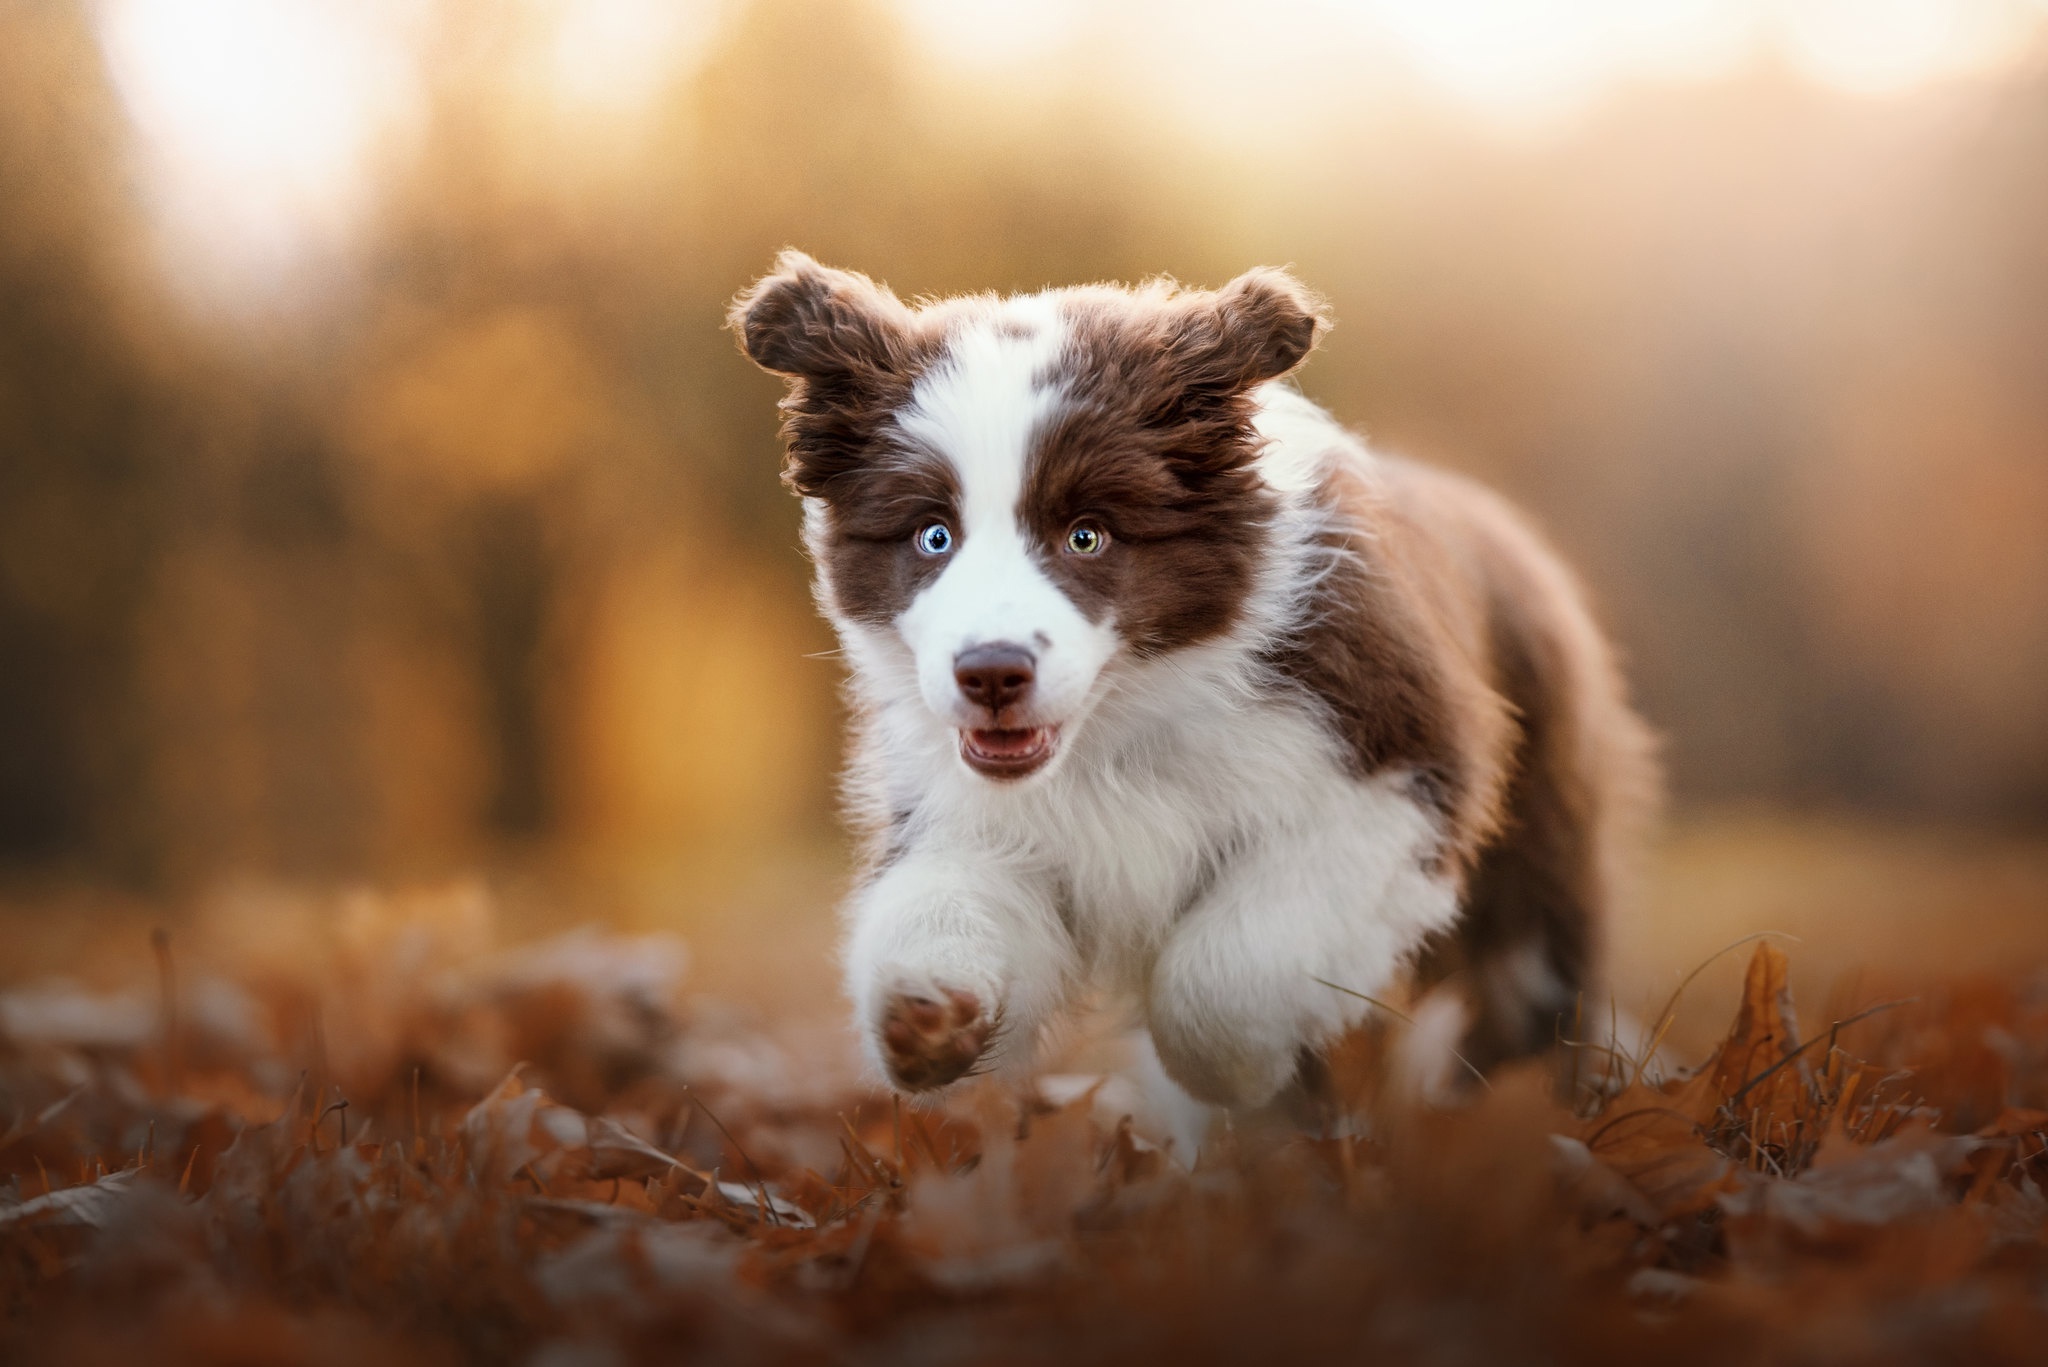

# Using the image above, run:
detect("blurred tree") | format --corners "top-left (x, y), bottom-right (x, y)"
top-left (0, 5), bottom-right (171, 877)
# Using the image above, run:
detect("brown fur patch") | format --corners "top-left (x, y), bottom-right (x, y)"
top-left (1021, 276), bottom-right (1327, 652)
top-left (727, 251), bottom-right (944, 501)
top-left (1276, 457), bottom-right (1657, 1065)
top-left (729, 253), bottom-right (964, 626)
top-left (1263, 460), bottom-right (1515, 865)
top-left (1449, 495), bottom-right (1658, 1066)
top-left (813, 453), bottom-right (963, 628)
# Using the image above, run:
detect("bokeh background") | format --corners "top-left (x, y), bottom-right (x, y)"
top-left (4, 0), bottom-right (2047, 1024)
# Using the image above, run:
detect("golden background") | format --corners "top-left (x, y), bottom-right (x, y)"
top-left (4, 0), bottom-right (2046, 1030)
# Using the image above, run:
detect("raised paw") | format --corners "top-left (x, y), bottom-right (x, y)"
top-left (877, 986), bottom-right (995, 1091)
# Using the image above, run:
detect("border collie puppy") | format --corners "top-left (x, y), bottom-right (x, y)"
top-left (731, 253), bottom-right (1655, 1109)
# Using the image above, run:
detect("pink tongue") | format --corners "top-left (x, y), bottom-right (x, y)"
top-left (971, 728), bottom-right (1042, 757)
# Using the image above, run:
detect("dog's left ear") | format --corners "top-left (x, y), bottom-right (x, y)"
top-left (1177, 267), bottom-right (1328, 391)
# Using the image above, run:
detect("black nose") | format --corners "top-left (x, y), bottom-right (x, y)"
top-left (954, 644), bottom-right (1036, 713)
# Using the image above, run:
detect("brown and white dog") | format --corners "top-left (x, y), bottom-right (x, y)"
top-left (730, 252), bottom-right (1655, 1110)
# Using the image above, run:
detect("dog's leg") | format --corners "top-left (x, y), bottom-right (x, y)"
top-left (843, 848), bottom-right (1074, 1093)
top-left (1145, 794), bottom-right (1460, 1110)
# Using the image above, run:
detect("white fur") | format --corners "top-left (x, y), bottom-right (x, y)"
top-left (815, 314), bottom-right (1460, 1108)
top-left (892, 304), bottom-right (1119, 730)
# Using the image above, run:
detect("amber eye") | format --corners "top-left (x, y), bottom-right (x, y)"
top-left (915, 524), bottom-right (953, 556)
top-left (1065, 524), bottom-right (1107, 555)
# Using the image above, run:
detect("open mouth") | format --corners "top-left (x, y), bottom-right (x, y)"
top-left (959, 726), bottom-right (1059, 779)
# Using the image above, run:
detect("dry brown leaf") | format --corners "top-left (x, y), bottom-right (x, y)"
top-left (4, 913), bottom-right (2046, 1365)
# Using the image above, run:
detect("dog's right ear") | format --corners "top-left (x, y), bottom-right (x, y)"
top-left (729, 251), bottom-right (919, 386)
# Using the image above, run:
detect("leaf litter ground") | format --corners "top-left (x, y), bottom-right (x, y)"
top-left (3, 888), bottom-right (2046, 1365)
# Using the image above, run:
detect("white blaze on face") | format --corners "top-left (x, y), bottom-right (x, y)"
top-left (892, 300), bottom-right (1120, 732)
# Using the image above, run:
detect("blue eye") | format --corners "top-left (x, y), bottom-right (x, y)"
top-left (1065, 524), bottom-right (1107, 555)
top-left (916, 524), bottom-right (953, 556)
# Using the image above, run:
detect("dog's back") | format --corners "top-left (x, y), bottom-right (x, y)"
top-left (1304, 445), bottom-right (1657, 1069)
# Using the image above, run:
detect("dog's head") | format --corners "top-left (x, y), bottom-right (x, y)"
top-left (731, 252), bottom-right (1326, 781)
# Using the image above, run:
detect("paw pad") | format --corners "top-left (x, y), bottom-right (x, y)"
top-left (878, 987), bottom-right (993, 1091)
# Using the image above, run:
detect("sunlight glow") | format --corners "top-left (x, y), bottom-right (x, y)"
top-left (1359, 0), bottom-right (1754, 114)
top-left (97, 0), bottom-right (419, 309)
top-left (1774, 0), bottom-right (2037, 94)
top-left (88, 0), bottom-right (2048, 314)
top-left (894, 0), bottom-right (2048, 124)
top-left (896, 0), bottom-right (1091, 69)
top-left (546, 0), bottom-right (726, 115)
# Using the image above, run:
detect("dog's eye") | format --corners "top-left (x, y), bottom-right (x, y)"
top-left (1065, 524), bottom-right (1107, 556)
top-left (915, 524), bottom-right (953, 556)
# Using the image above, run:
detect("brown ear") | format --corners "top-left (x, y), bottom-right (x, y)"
top-left (728, 250), bottom-right (919, 384)
top-left (1175, 267), bottom-right (1327, 391)
top-left (730, 253), bottom-right (931, 497)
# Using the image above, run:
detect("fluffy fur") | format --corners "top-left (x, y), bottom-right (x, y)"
top-left (730, 252), bottom-right (1656, 1109)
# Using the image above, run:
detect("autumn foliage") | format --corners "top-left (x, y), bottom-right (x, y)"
top-left (1, 896), bottom-right (2044, 1365)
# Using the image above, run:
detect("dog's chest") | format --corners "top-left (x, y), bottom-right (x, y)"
top-left (1016, 685), bottom-right (1346, 962)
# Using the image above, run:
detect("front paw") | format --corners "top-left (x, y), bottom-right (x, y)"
top-left (877, 985), bottom-right (996, 1091)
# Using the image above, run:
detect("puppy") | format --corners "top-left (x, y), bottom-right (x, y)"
top-left (730, 253), bottom-right (1655, 1109)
